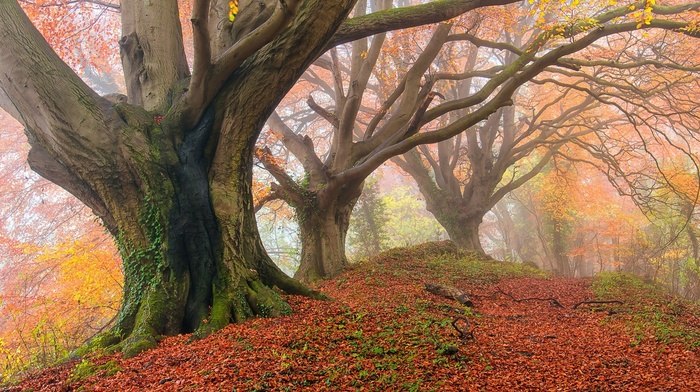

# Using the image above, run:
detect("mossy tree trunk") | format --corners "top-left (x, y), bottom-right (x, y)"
top-left (437, 212), bottom-right (485, 254)
top-left (392, 103), bottom-right (559, 256)
top-left (550, 221), bottom-right (572, 277)
top-left (254, 141), bottom-right (362, 282)
top-left (0, 0), bottom-right (359, 358)
top-left (294, 200), bottom-right (355, 283)
top-left (394, 148), bottom-right (497, 255)
top-left (68, 101), bottom-right (313, 358)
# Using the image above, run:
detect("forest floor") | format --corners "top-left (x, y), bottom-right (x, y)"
top-left (8, 241), bottom-right (700, 391)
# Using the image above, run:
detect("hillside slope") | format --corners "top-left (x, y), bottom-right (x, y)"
top-left (9, 242), bottom-right (700, 391)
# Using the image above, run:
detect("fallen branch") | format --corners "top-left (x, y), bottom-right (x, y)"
top-left (451, 316), bottom-right (475, 341)
top-left (572, 300), bottom-right (624, 309)
top-left (495, 286), bottom-right (564, 308)
top-left (425, 283), bottom-right (473, 307)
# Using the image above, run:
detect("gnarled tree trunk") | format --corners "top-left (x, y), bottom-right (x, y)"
top-left (0, 0), bottom-right (353, 358)
top-left (5, 0), bottom-right (584, 359)
top-left (294, 201), bottom-right (355, 283)
top-left (436, 212), bottom-right (485, 254)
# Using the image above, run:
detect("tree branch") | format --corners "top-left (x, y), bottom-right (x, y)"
top-left (254, 147), bottom-right (304, 206)
top-left (186, 0), bottom-right (302, 126)
top-left (0, 0), bottom-right (118, 159)
top-left (267, 111), bottom-right (326, 177)
top-left (326, 0), bottom-right (521, 49)
top-left (26, 143), bottom-right (117, 233)
top-left (212, 0), bottom-right (302, 84)
top-left (254, 189), bottom-right (283, 213)
top-left (190, 0), bottom-right (213, 94)
top-left (307, 95), bottom-right (340, 128)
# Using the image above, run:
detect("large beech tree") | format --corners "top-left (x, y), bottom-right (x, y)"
top-left (257, 0), bottom-right (700, 280)
top-left (0, 0), bottom-right (521, 357)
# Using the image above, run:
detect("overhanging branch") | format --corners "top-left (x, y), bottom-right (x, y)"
top-left (327, 0), bottom-right (520, 49)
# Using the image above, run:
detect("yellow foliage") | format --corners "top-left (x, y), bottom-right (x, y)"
top-left (0, 235), bottom-right (122, 383)
top-left (229, 0), bottom-right (239, 23)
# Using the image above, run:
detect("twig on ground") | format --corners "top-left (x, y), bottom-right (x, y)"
top-left (495, 286), bottom-right (564, 308)
top-left (572, 300), bottom-right (624, 309)
top-left (451, 316), bottom-right (475, 342)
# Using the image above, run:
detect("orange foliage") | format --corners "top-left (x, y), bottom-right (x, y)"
top-left (19, 0), bottom-right (121, 78)
top-left (0, 233), bottom-right (122, 382)
top-left (13, 253), bottom-right (700, 391)
top-left (0, 111), bottom-right (122, 381)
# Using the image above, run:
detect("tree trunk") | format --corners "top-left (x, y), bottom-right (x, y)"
top-left (70, 104), bottom-right (319, 359)
top-left (436, 212), bottom-right (485, 254)
top-left (3, 0), bottom-right (530, 360)
top-left (355, 195), bottom-right (385, 257)
top-left (551, 224), bottom-right (572, 277)
top-left (393, 152), bottom-right (490, 255)
top-left (686, 223), bottom-right (700, 300)
top-left (294, 201), bottom-right (354, 283)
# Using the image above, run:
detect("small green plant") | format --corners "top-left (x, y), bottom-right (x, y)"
top-left (395, 304), bottom-right (409, 314)
top-left (370, 346), bottom-right (385, 356)
top-left (346, 330), bottom-right (363, 340)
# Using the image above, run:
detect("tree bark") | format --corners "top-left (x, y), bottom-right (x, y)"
top-left (0, 0), bottom-right (345, 359)
top-left (293, 199), bottom-right (355, 283)
top-left (7, 0), bottom-right (690, 360)
top-left (551, 222), bottom-right (572, 277)
top-left (438, 213), bottom-right (485, 254)
top-left (394, 150), bottom-right (492, 254)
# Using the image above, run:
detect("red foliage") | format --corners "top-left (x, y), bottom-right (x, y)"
top-left (13, 251), bottom-right (700, 391)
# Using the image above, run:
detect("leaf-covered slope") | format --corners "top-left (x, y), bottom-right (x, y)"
top-left (10, 241), bottom-right (700, 391)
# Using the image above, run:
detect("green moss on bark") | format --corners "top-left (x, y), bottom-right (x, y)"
top-left (69, 359), bottom-right (122, 383)
top-left (120, 277), bottom-right (189, 358)
top-left (70, 329), bottom-right (124, 359)
top-left (246, 279), bottom-right (292, 318)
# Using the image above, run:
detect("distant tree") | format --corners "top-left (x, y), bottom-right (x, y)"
top-left (396, 2), bottom-right (700, 254)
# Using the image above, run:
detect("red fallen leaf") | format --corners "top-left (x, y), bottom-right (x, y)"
top-left (13, 250), bottom-right (700, 391)
top-left (153, 115), bottom-right (164, 125)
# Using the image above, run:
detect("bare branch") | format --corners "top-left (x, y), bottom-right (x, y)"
top-left (268, 111), bottom-right (326, 177)
top-left (186, 0), bottom-right (302, 125)
top-left (190, 0), bottom-right (213, 93)
top-left (327, 0), bottom-right (521, 49)
top-left (307, 96), bottom-right (340, 128)
top-left (254, 147), bottom-right (304, 206)
top-left (19, 0), bottom-right (120, 10)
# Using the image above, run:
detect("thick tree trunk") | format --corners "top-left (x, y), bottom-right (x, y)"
top-left (3, 0), bottom-right (528, 361)
top-left (206, 110), bottom-right (319, 337)
top-left (394, 152), bottom-right (491, 255)
top-left (72, 104), bottom-right (319, 359)
top-left (294, 202), bottom-right (354, 283)
top-left (355, 196), bottom-right (385, 256)
top-left (430, 206), bottom-right (485, 254)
